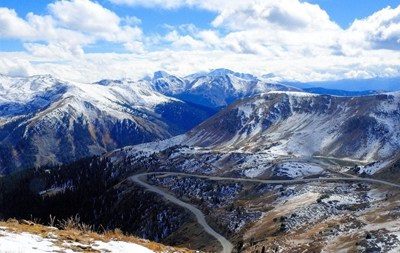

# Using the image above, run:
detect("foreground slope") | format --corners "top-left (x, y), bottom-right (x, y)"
top-left (0, 220), bottom-right (194, 253)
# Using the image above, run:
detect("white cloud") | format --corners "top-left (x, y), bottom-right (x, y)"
top-left (0, 54), bottom-right (34, 77)
top-left (48, 0), bottom-right (143, 44)
top-left (1, 0), bottom-right (400, 83)
top-left (0, 8), bottom-right (36, 39)
top-left (123, 41), bottom-right (145, 53)
top-left (346, 5), bottom-right (400, 50)
top-left (26, 13), bottom-right (92, 45)
top-left (24, 42), bottom-right (85, 59)
top-left (109, 0), bottom-right (191, 9)
top-left (108, 0), bottom-right (245, 12)
top-left (0, 0), bottom-right (144, 58)
top-left (49, 0), bottom-right (121, 34)
top-left (212, 1), bottom-right (317, 30)
top-left (123, 16), bottom-right (142, 26)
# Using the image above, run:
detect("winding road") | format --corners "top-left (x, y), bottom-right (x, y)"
top-left (130, 174), bottom-right (234, 253)
top-left (130, 172), bottom-right (400, 253)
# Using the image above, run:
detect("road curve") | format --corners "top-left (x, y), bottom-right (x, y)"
top-left (130, 171), bottom-right (400, 253)
top-left (130, 174), bottom-right (234, 253)
top-left (135, 172), bottom-right (400, 188)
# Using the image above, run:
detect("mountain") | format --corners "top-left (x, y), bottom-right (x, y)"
top-left (183, 91), bottom-right (400, 162)
top-left (2, 88), bottom-right (400, 252)
top-left (0, 69), bottom-right (303, 174)
top-left (148, 69), bottom-right (299, 108)
top-left (0, 75), bottom-right (216, 174)
top-left (149, 71), bottom-right (188, 96)
top-left (287, 77), bottom-right (400, 92)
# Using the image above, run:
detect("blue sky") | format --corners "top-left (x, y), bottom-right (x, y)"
top-left (1, 0), bottom-right (400, 83)
top-left (307, 0), bottom-right (399, 28)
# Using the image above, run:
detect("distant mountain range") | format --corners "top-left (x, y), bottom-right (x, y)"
top-left (287, 77), bottom-right (400, 92)
top-left (1, 70), bottom-right (399, 174)
top-left (0, 70), bottom-right (297, 173)
top-left (148, 68), bottom-right (299, 108)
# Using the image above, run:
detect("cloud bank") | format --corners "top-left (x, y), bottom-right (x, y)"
top-left (0, 0), bottom-right (399, 83)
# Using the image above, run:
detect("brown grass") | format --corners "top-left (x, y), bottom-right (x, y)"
top-left (0, 219), bottom-right (196, 253)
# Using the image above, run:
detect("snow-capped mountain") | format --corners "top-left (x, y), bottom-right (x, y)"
top-left (148, 71), bottom-right (188, 96)
top-left (0, 74), bottom-right (67, 117)
top-left (183, 91), bottom-right (400, 162)
top-left (0, 75), bottom-right (215, 173)
top-left (148, 68), bottom-right (299, 108)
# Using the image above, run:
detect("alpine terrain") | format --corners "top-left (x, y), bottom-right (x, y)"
top-left (0, 71), bottom-right (400, 253)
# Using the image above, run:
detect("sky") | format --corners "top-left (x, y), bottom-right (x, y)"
top-left (0, 0), bottom-right (400, 83)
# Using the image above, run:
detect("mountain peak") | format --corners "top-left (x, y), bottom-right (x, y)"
top-left (153, 70), bottom-right (172, 79)
top-left (94, 79), bottom-right (124, 86)
top-left (209, 68), bottom-right (235, 76)
top-left (207, 68), bottom-right (257, 80)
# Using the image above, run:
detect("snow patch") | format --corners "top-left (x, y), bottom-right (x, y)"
top-left (0, 229), bottom-right (155, 253)
top-left (357, 160), bottom-right (391, 175)
top-left (0, 230), bottom-right (62, 253)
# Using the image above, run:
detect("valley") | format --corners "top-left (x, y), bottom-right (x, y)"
top-left (2, 0), bottom-right (400, 252)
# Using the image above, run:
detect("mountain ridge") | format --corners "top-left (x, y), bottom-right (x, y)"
top-left (1, 70), bottom-right (398, 173)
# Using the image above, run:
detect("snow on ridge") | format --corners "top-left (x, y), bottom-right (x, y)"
top-left (68, 79), bottom-right (176, 110)
top-left (275, 162), bottom-right (323, 178)
top-left (267, 90), bottom-right (320, 97)
top-left (120, 134), bottom-right (188, 159)
top-left (0, 74), bottom-right (66, 104)
top-left (0, 74), bottom-right (182, 122)
top-left (1, 75), bottom-right (177, 112)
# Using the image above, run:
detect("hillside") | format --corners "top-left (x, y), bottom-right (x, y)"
top-left (184, 91), bottom-right (400, 162)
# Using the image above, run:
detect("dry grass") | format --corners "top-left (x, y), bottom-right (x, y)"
top-left (0, 219), bottom-right (196, 253)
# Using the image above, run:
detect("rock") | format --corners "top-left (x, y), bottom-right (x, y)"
top-left (19, 219), bottom-right (35, 226)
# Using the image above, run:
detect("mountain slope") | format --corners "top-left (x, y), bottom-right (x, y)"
top-left (183, 91), bottom-right (400, 162)
top-left (0, 75), bottom-right (215, 173)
